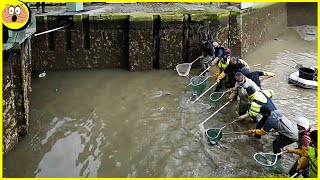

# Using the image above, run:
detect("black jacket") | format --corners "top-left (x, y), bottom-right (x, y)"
top-left (203, 41), bottom-right (214, 57)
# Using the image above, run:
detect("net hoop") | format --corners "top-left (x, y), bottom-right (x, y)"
top-left (254, 152), bottom-right (278, 167)
top-left (176, 63), bottom-right (191, 77)
top-left (190, 76), bottom-right (209, 86)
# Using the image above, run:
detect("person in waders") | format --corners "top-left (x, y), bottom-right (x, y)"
top-left (211, 41), bottom-right (225, 66)
top-left (228, 72), bottom-right (260, 117)
top-left (307, 130), bottom-right (318, 178)
top-left (223, 56), bottom-right (249, 90)
top-left (214, 56), bottom-right (230, 92)
top-left (238, 86), bottom-right (277, 139)
top-left (247, 106), bottom-right (299, 157)
top-left (286, 117), bottom-right (316, 177)
top-left (200, 38), bottom-right (214, 75)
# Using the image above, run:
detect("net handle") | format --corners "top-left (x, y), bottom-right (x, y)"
top-left (199, 100), bottom-right (231, 127)
top-left (208, 118), bottom-right (242, 140)
top-left (191, 82), bottom-right (218, 104)
top-left (290, 172), bottom-right (299, 178)
top-left (223, 131), bottom-right (249, 135)
top-left (273, 97), bottom-right (309, 101)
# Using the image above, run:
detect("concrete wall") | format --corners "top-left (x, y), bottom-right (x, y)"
top-left (31, 3), bottom-right (295, 70)
top-left (31, 11), bottom-right (231, 71)
top-left (287, 2), bottom-right (317, 27)
top-left (240, 3), bottom-right (287, 57)
top-left (3, 40), bottom-right (32, 154)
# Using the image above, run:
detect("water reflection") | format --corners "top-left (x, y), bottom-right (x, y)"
top-left (35, 114), bottom-right (105, 177)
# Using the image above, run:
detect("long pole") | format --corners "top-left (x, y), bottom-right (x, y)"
top-left (191, 82), bottom-right (217, 104)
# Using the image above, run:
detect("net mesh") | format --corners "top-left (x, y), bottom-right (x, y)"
top-left (191, 76), bottom-right (208, 96)
top-left (209, 92), bottom-right (224, 108)
top-left (176, 63), bottom-right (191, 76)
top-left (205, 128), bottom-right (223, 145)
top-left (254, 153), bottom-right (283, 174)
top-left (255, 153), bottom-right (276, 166)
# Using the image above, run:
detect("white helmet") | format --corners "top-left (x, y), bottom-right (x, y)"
top-left (296, 117), bottom-right (310, 130)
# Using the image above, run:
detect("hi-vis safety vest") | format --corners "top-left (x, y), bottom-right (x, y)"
top-left (248, 90), bottom-right (276, 117)
top-left (218, 58), bottom-right (230, 70)
top-left (308, 146), bottom-right (318, 178)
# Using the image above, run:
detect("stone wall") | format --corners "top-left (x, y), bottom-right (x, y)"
top-left (129, 15), bottom-right (154, 71)
top-left (3, 40), bottom-right (32, 154)
top-left (188, 13), bottom-right (229, 64)
top-left (30, 2), bottom-right (315, 70)
top-left (287, 2), bottom-right (317, 27)
top-left (32, 14), bottom-right (130, 70)
top-left (240, 3), bottom-right (287, 57)
top-left (31, 11), bottom-right (231, 71)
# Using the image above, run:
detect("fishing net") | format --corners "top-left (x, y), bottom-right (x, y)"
top-left (191, 76), bottom-right (208, 96)
top-left (176, 63), bottom-right (191, 77)
top-left (254, 152), bottom-right (283, 174)
top-left (209, 92), bottom-right (224, 108)
top-left (205, 128), bottom-right (223, 145)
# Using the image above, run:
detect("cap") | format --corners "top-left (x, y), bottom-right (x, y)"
top-left (235, 72), bottom-right (244, 78)
top-left (245, 86), bottom-right (256, 96)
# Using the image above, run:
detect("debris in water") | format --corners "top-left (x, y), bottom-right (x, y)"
top-left (38, 71), bottom-right (46, 78)
top-left (151, 91), bottom-right (171, 98)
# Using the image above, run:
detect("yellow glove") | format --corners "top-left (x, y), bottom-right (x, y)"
top-left (248, 129), bottom-right (257, 134)
top-left (215, 67), bottom-right (222, 77)
top-left (217, 71), bottom-right (226, 80)
top-left (248, 128), bottom-right (266, 136)
top-left (264, 71), bottom-right (276, 77)
top-left (296, 156), bottom-right (309, 171)
top-left (286, 146), bottom-right (307, 157)
top-left (255, 128), bottom-right (266, 136)
top-left (286, 148), bottom-right (295, 153)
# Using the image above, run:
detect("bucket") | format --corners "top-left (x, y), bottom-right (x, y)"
top-left (190, 76), bottom-right (208, 96)
top-left (299, 67), bottom-right (315, 80)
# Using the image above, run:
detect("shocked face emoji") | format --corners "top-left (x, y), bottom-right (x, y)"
top-left (3, 5), bottom-right (27, 23)
top-left (2, 1), bottom-right (30, 31)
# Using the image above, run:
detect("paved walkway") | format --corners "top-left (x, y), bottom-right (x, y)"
top-left (33, 3), bottom-right (232, 16)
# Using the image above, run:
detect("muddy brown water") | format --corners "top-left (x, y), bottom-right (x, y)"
top-left (3, 27), bottom-right (317, 177)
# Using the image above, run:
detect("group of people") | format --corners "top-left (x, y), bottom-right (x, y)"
top-left (199, 39), bottom-right (317, 178)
